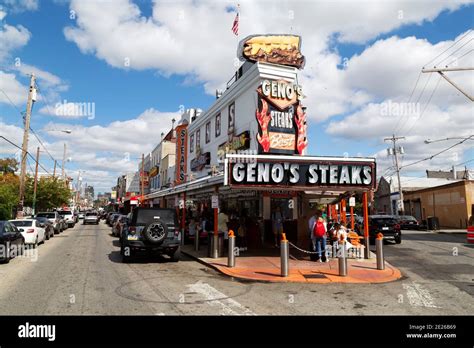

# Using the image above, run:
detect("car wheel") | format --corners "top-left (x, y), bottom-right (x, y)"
top-left (169, 247), bottom-right (181, 262)
top-left (395, 235), bottom-right (402, 244)
top-left (45, 231), bottom-right (50, 240)
top-left (33, 237), bottom-right (38, 249)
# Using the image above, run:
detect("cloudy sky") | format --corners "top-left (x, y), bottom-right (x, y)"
top-left (0, 0), bottom-right (473, 193)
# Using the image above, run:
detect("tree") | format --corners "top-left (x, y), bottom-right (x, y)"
top-left (0, 158), bottom-right (19, 173)
top-left (0, 172), bottom-right (19, 220)
top-left (24, 177), bottom-right (72, 212)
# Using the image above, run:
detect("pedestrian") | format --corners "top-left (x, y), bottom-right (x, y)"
top-left (218, 208), bottom-right (229, 250)
top-left (272, 206), bottom-right (284, 247)
top-left (309, 213), bottom-right (327, 262)
top-left (188, 217), bottom-right (196, 243)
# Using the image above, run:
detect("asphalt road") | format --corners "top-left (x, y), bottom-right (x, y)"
top-left (0, 221), bottom-right (472, 315)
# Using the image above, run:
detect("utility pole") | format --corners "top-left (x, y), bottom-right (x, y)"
top-left (32, 147), bottom-right (40, 215)
top-left (53, 160), bottom-right (57, 178)
top-left (140, 153), bottom-right (145, 206)
top-left (76, 171), bottom-right (81, 207)
top-left (422, 67), bottom-right (474, 102)
top-left (384, 134), bottom-right (405, 215)
top-left (17, 74), bottom-right (36, 218)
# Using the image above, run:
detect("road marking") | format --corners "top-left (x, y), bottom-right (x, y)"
top-left (403, 282), bottom-right (439, 308)
top-left (186, 280), bottom-right (255, 315)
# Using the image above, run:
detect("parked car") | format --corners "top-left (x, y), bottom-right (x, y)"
top-left (395, 215), bottom-right (420, 230)
top-left (107, 213), bottom-right (120, 226)
top-left (112, 215), bottom-right (128, 237)
top-left (78, 211), bottom-right (85, 220)
top-left (0, 221), bottom-right (25, 263)
top-left (109, 214), bottom-right (122, 230)
top-left (35, 212), bottom-right (62, 234)
top-left (83, 212), bottom-right (99, 225)
top-left (120, 207), bottom-right (180, 263)
top-left (9, 219), bottom-right (46, 248)
top-left (367, 215), bottom-right (402, 244)
top-left (58, 210), bottom-right (75, 228)
top-left (34, 216), bottom-right (54, 240)
top-left (58, 215), bottom-right (67, 231)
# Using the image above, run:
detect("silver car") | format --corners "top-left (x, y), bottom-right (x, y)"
top-left (83, 212), bottom-right (99, 225)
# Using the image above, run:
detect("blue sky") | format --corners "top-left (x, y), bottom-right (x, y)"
top-left (0, 0), bottom-right (473, 192)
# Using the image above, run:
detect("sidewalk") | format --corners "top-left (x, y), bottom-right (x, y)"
top-left (182, 245), bottom-right (402, 284)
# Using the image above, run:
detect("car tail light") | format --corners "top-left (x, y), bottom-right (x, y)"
top-left (394, 224), bottom-right (400, 230)
top-left (26, 228), bottom-right (35, 233)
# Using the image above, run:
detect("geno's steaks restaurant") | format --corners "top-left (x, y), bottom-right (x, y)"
top-left (144, 34), bottom-right (377, 251)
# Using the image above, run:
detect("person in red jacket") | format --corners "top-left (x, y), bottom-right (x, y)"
top-left (309, 214), bottom-right (327, 262)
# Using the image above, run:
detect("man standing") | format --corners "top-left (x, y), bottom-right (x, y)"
top-left (309, 212), bottom-right (327, 262)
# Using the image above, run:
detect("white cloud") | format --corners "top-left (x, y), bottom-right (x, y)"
top-left (0, 70), bottom-right (27, 105)
top-left (3, 0), bottom-right (39, 12)
top-left (0, 21), bottom-right (31, 61)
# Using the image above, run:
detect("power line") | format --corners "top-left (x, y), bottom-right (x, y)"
top-left (392, 70), bottom-right (422, 134)
top-left (400, 135), bottom-right (474, 170)
top-left (435, 38), bottom-right (473, 66)
top-left (423, 29), bottom-right (473, 67)
top-left (0, 135), bottom-right (51, 174)
top-left (402, 74), bottom-right (442, 136)
top-left (445, 48), bottom-right (474, 67)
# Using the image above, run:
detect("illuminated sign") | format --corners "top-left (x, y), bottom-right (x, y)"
top-left (256, 79), bottom-right (307, 155)
top-left (175, 125), bottom-right (188, 185)
top-left (226, 156), bottom-right (376, 190)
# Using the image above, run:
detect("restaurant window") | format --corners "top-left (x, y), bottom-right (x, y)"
top-left (215, 113), bottom-right (221, 137)
top-left (205, 121), bottom-right (211, 144)
top-left (196, 129), bottom-right (201, 151)
top-left (190, 133), bottom-right (194, 153)
top-left (228, 102), bottom-right (235, 135)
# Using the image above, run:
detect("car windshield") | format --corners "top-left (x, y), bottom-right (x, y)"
top-left (58, 211), bottom-right (73, 216)
top-left (401, 216), bottom-right (417, 221)
top-left (10, 220), bottom-right (33, 227)
top-left (86, 212), bottom-right (97, 216)
top-left (36, 213), bottom-right (56, 219)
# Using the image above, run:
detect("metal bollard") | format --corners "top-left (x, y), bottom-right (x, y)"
top-left (375, 233), bottom-right (385, 270)
top-left (194, 231), bottom-right (199, 252)
top-left (211, 234), bottom-right (219, 259)
top-left (332, 240), bottom-right (337, 258)
top-left (280, 233), bottom-right (289, 277)
top-left (228, 230), bottom-right (235, 268)
top-left (338, 241), bottom-right (347, 276)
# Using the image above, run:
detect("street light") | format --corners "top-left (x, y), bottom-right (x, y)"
top-left (424, 135), bottom-right (473, 144)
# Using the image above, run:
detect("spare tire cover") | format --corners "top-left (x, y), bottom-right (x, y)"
top-left (142, 222), bottom-right (168, 244)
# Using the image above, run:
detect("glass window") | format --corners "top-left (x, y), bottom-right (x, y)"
top-left (190, 133), bottom-right (194, 153)
top-left (10, 220), bottom-right (33, 227)
top-left (205, 122), bottom-right (211, 144)
top-left (215, 113), bottom-right (221, 137)
top-left (196, 129), bottom-right (201, 150)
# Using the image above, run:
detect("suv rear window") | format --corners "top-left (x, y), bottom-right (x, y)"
top-left (132, 209), bottom-right (177, 225)
top-left (86, 212), bottom-right (97, 216)
top-left (371, 218), bottom-right (397, 225)
top-left (58, 211), bottom-right (73, 216)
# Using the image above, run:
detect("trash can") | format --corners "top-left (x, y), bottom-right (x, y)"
top-left (427, 216), bottom-right (440, 230)
top-left (207, 232), bottom-right (224, 257)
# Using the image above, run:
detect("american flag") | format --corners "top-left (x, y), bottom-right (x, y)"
top-left (231, 12), bottom-right (239, 36)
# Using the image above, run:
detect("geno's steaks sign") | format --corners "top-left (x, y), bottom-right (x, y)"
top-left (225, 156), bottom-right (376, 190)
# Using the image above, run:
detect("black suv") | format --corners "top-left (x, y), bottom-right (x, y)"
top-left (120, 207), bottom-right (181, 263)
top-left (368, 215), bottom-right (402, 244)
